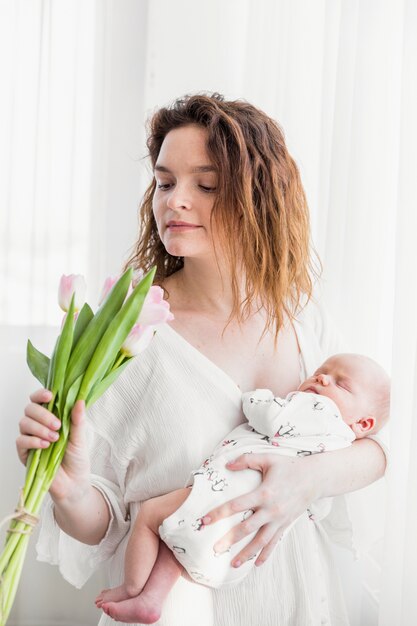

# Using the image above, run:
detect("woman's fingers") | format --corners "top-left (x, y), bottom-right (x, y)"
top-left (213, 509), bottom-right (269, 554)
top-left (21, 402), bottom-right (61, 431)
top-left (19, 414), bottom-right (60, 441)
top-left (16, 389), bottom-right (60, 465)
top-left (254, 529), bottom-right (285, 566)
top-left (202, 453), bottom-right (272, 525)
top-left (16, 434), bottom-right (49, 464)
top-left (29, 388), bottom-right (52, 404)
top-left (232, 523), bottom-right (283, 568)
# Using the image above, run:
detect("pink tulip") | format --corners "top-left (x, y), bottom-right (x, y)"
top-left (58, 274), bottom-right (86, 312)
top-left (60, 311), bottom-right (80, 329)
top-left (98, 276), bottom-right (118, 306)
top-left (99, 274), bottom-right (138, 306)
top-left (138, 286), bottom-right (174, 326)
top-left (121, 324), bottom-right (155, 357)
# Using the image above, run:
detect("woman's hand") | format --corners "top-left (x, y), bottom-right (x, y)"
top-left (16, 388), bottom-right (92, 503)
top-left (201, 453), bottom-right (318, 568)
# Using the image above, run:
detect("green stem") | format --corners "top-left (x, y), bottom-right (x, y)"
top-left (1, 533), bottom-right (30, 625)
top-left (0, 478), bottom-right (48, 576)
top-left (112, 352), bottom-right (126, 371)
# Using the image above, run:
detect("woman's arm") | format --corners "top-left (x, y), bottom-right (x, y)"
top-left (52, 485), bottom-right (111, 546)
top-left (307, 437), bottom-right (386, 499)
top-left (201, 438), bottom-right (386, 568)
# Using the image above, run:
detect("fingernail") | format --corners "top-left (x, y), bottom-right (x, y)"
top-left (41, 440), bottom-right (50, 448)
top-left (202, 516), bottom-right (211, 525)
top-left (49, 431), bottom-right (59, 441)
top-left (233, 560), bottom-right (241, 568)
top-left (226, 459), bottom-right (236, 465)
top-left (52, 419), bottom-right (61, 429)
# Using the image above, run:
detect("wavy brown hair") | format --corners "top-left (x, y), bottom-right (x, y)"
top-left (125, 93), bottom-right (320, 336)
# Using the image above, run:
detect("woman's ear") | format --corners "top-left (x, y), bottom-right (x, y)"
top-left (351, 416), bottom-right (376, 438)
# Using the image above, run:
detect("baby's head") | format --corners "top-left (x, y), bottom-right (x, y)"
top-left (298, 353), bottom-right (390, 438)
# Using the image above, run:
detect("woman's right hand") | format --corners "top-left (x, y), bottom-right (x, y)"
top-left (16, 389), bottom-right (92, 503)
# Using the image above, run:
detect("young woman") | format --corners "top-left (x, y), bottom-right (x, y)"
top-left (18, 94), bottom-right (388, 626)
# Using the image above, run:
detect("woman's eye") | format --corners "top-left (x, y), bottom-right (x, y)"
top-left (157, 183), bottom-right (172, 190)
top-left (199, 185), bottom-right (216, 193)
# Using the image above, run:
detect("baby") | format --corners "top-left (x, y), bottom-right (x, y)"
top-left (96, 353), bottom-right (390, 623)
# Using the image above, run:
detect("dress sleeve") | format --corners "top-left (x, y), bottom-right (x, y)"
top-left (301, 297), bottom-right (390, 558)
top-left (35, 424), bottom-right (130, 589)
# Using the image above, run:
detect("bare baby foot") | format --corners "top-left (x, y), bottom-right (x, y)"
top-left (101, 589), bottom-right (162, 624)
top-left (95, 585), bottom-right (136, 609)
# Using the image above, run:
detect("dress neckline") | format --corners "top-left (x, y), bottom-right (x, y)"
top-left (159, 320), bottom-right (306, 396)
top-left (160, 323), bottom-right (243, 396)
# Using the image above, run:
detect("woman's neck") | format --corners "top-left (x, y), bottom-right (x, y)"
top-left (168, 257), bottom-right (244, 317)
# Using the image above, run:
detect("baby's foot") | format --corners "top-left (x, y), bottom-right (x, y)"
top-left (95, 584), bottom-right (138, 608)
top-left (101, 589), bottom-right (162, 624)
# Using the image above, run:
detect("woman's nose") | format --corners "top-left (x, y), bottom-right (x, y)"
top-left (166, 184), bottom-right (192, 211)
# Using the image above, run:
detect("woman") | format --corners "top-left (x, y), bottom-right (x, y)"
top-left (18, 94), bottom-right (388, 626)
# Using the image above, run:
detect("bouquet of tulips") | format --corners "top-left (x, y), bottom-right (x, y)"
top-left (0, 266), bottom-right (173, 625)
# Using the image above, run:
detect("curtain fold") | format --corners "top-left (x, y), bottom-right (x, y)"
top-left (378, 0), bottom-right (417, 622)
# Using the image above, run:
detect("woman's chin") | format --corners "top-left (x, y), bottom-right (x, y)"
top-left (164, 241), bottom-right (209, 260)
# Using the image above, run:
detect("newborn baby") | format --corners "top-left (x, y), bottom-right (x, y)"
top-left (96, 353), bottom-right (390, 623)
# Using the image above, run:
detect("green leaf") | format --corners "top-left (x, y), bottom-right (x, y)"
top-left (63, 268), bottom-right (133, 395)
top-left (72, 302), bottom-right (94, 350)
top-left (86, 359), bottom-right (130, 408)
top-left (50, 295), bottom-right (76, 397)
top-left (78, 267), bottom-right (156, 402)
top-left (26, 340), bottom-right (50, 387)
top-left (46, 338), bottom-right (58, 391)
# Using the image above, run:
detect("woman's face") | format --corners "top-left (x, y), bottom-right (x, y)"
top-left (152, 124), bottom-right (219, 260)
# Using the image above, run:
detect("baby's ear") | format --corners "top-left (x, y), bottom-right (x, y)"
top-left (351, 416), bottom-right (376, 438)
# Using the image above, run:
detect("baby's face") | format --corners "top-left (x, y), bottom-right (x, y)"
top-left (298, 355), bottom-right (375, 425)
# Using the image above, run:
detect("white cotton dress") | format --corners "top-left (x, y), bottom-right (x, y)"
top-left (36, 300), bottom-right (389, 626)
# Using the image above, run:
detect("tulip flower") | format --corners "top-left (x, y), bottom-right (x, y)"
top-left (121, 324), bottom-right (155, 357)
top-left (0, 266), bottom-right (167, 626)
top-left (138, 286), bottom-right (175, 326)
top-left (58, 274), bottom-right (87, 312)
top-left (98, 276), bottom-right (118, 306)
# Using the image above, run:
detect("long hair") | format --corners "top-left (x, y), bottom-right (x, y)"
top-left (125, 93), bottom-right (320, 337)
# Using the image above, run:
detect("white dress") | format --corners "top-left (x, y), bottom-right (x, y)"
top-left (36, 300), bottom-right (389, 626)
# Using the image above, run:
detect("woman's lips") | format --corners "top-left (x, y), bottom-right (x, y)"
top-left (166, 221), bottom-right (202, 231)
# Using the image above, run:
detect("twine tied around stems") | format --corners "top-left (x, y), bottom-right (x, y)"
top-left (0, 489), bottom-right (39, 536)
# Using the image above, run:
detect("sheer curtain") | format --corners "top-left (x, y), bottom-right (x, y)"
top-left (0, 1), bottom-right (148, 624)
top-left (0, 0), bottom-right (96, 325)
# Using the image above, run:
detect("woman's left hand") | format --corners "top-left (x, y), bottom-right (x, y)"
top-left (201, 453), bottom-right (318, 568)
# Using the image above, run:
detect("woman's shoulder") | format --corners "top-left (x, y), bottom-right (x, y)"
top-left (292, 291), bottom-right (348, 364)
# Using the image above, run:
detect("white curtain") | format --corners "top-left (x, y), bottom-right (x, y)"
top-left (0, 0), bottom-right (96, 325)
top-left (1, 1), bottom-right (416, 624)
